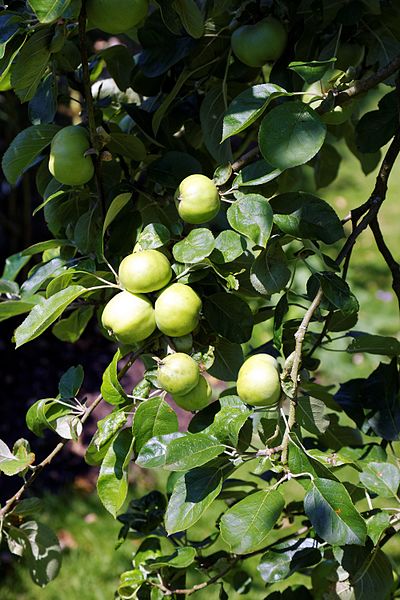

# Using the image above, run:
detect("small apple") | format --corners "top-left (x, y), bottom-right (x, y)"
top-left (86, 0), bottom-right (148, 34)
top-left (173, 375), bottom-right (212, 411)
top-left (119, 250), bottom-right (172, 294)
top-left (155, 283), bottom-right (202, 337)
top-left (176, 174), bottom-right (220, 224)
top-left (231, 18), bottom-right (287, 68)
top-left (49, 126), bottom-right (94, 186)
top-left (237, 354), bottom-right (281, 407)
top-left (157, 353), bottom-right (199, 395)
top-left (101, 290), bottom-right (156, 345)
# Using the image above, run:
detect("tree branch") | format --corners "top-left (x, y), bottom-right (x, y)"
top-left (0, 346), bottom-right (145, 519)
top-left (370, 216), bottom-right (400, 309)
top-left (281, 287), bottom-right (324, 464)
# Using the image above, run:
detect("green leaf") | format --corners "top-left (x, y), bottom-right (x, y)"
top-left (296, 396), bottom-right (330, 435)
top-left (52, 306), bottom-right (94, 343)
top-left (227, 194), bottom-right (273, 247)
top-left (220, 489), bottom-right (285, 554)
top-left (314, 143), bottom-right (341, 189)
top-left (136, 432), bottom-right (224, 471)
top-left (289, 59), bottom-right (336, 84)
top-left (137, 223), bottom-right (171, 250)
top-left (14, 286), bottom-right (86, 348)
top-left (101, 350), bottom-right (129, 406)
top-left (359, 462), bottom-right (400, 498)
top-left (145, 546), bottom-right (196, 570)
top-left (250, 243), bottom-right (291, 296)
top-left (288, 439), bottom-right (338, 485)
top-left (340, 545), bottom-right (394, 600)
top-left (211, 231), bottom-right (246, 264)
top-left (367, 512), bottom-right (390, 545)
top-left (222, 84), bottom-right (287, 141)
top-left (172, 0), bottom-right (204, 38)
top-left (58, 365), bottom-right (84, 399)
top-left (204, 292), bottom-right (253, 344)
top-left (173, 228), bottom-right (215, 264)
top-left (165, 462), bottom-right (226, 534)
top-left (133, 397), bottom-right (179, 454)
top-left (347, 334), bottom-right (400, 357)
top-left (102, 193), bottom-right (132, 240)
top-left (74, 205), bottom-right (102, 256)
top-left (208, 339), bottom-right (244, 382)
top-left (2, 124), bottom-right (60, 185)
top-left (270, 192), bottom-right (344, 244)
top-left (97, 429), bottom-right (133, 517)
top-left (258, 538), bottom-right (321, 583)
top-left (86, 410), bottom-right (127, 467)
top-left (304, 478), bottom-right (367, 545)
top-left (200, 86), bottom-right (232, 163)
top-left (108, 133), bottom-right (146, 161)
top-left (11, 28), bottom-right (52, 102)
top-left (233, 160), bottom-right (281, 189)
top-left (205, 401), bottom-right (250, 446)
top-left (29, 0), bottom-right (72, 22)
top-left (259, 101), bottom-right (326, 170)
top-left (0, 439), bottom-right (35, 476)
top-left (2, 252), bottom-right (31, 280)
top-left (99, 45), bottom-right (134, 91)
top-left (309, 272), bottom-right (359, 315)
top-left (8, 520), bottom-right (62, 586)
top-left (0, 299), bottom-right (40, 323)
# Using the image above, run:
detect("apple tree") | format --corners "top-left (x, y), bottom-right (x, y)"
top-left (1, 0), bottom-right (400, 597)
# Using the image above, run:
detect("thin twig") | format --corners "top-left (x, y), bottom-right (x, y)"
top-left (0, 346), bottom-right (145, 519)
top-left (370, 216), bottom-right (400, 309)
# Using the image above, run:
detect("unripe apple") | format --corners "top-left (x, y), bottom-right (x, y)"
top-left (231, 18), bottom-right (287, 68)
top-left (49, 126), bottom-right (94, 186)
top-left (101, 290), bottom-right (156, 345)
top-left (155, 283), bottom-right (202, 337)
top-left (173, 375), bottom-right (212, 411)
top-left (237, 354), bottom-right (281, 407)
top-left (157, 353), bottom-right (199, 395)
top-left (119, 250), bottom-right (172, 294)
top-left (176, 174), bottom-right (220, 224)
top-left (86, 0), bottom-right (148, 34)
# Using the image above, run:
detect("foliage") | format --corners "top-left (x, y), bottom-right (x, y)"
top-left (1, 0), bottom-right (400, 598)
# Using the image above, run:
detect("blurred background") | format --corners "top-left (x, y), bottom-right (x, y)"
top-left (1, 71), bottom-right (400, 598)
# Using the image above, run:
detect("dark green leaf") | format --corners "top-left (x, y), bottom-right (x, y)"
top-left (304, 478), bottom-right (367, 545)
top-left (289, 59), bottom-right (337, 84)
top-left (208, 339), bottom-right (244, 381)
top-left (222, 84), bottom-right (287, 141)
top-left (11, 28), bottom-right (52, 102)
top-left (270, 192), bottom-right (344, 244)
top-left (258, 538), bottom-right (321, 583)
top-left (101, 350), bottom-right (129, 406)
top-left (165, 462), bottom-right (226, 534)
top-left (233, 160), bottom-right (281, 189)
top-left (220, 489), bottom-right (284, 554)
top-left (297, 397), bottom-right (330, 435)
top-left (173, 229), bottom-right (215, 264)
top-left (200, 86), bottom-right (232, 163)
top-left (136, 432), bottom-right (224, 471)
top-left (172, 0), bottom-right (204, 38)
top-left (145, 546), bottom-right (196, 570)
top-left (58, 365), bottom-right (84, 399)
top-left (259, 101), bottom-right (326, 170)
top-left (340, 545), bottom-right (394, 600)
top-left (347, 334), bottom-right (400, 357)
top-left (29, 0), bottom-right (72, 22)
top-left (2, 124), bottom-right (60, 185)
top-left (250, 243), bottom-right (291, 296)
top-left (97, 429), bottom-right (134, 517)
top-left (204, 292), bottom-right (253, 343)
top-left (14, 286), bottom-right (86, 348)
top-left (227, 194), bottom-right (273, 247)
top-left (133, 397), bottom-right (178, 454)
top-left (211, 231), bottom-right (246, 264)
top-left (52, 306), bottom-right (94, 343)
top-left (108, 133), bottom-right (146, 161)
top-left (99, 45), bottom-right (134, 91)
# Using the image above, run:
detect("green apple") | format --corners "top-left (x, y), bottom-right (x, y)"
top-left (173, 375), bottom-right (212, 411)
top-left (119, 250), bottom-right (172, 294)
top-left (237, 354), bottom-right (281, 407)
top-left (157, 353), bottom-right (199, 395)
top-left (49, 126), bottom-right (94, 186)
top-left (86, 0), bottom-right (148, 34)
top-left (155, 283), bottom-right (202, 337)
top-left (176, 174), bottom-right (220, 224)
top-left (231, 18), bottom-right (287, 68)
top-left (101, 290), bottom-right (156, 345)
